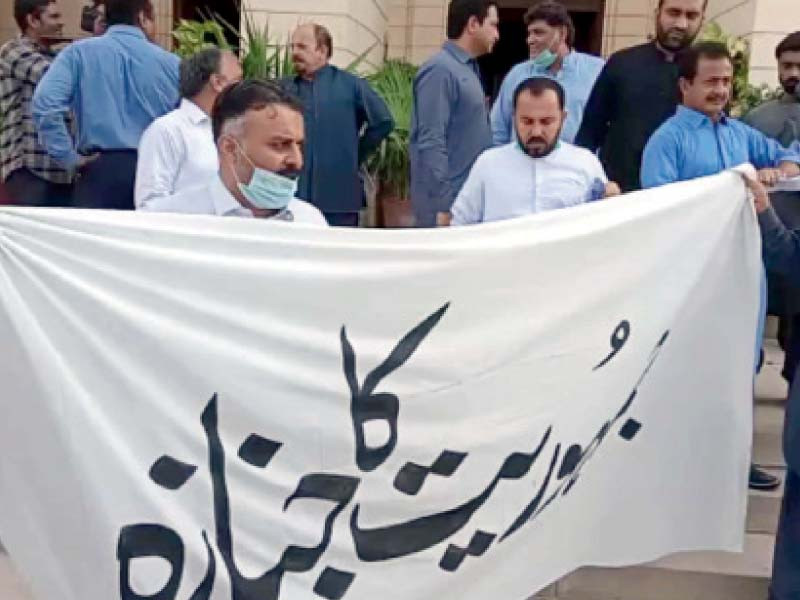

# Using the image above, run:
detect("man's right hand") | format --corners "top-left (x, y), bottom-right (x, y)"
top-left (741, 171), bottom-right (771, 214)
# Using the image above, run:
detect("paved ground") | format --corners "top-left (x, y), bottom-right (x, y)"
top-left (0, 337), bottom-right (790, 600)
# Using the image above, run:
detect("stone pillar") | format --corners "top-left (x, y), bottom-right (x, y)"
top-left (602, 0), bottom-right (656, 55)
top-left (749, 0), bottom-right (799, 87)
top-left (151, 0), bottom-right (174, 50)
top-left (244, 0), bottom-right (389, 71)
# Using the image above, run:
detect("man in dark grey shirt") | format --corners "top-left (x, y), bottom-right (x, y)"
top-left (744, 31), bottom-right (800, 385)
top-left (409, 0), bottom-right (499, 227)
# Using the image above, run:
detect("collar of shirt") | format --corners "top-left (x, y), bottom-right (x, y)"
top-left (105, 24), bottom-right (147, 41)
top-left (442, 40), bottom-right (475, 65)
top-left (16, 33), bottom-right (54, 57)
top-left (675, 105), bottom-right (729, 128)
top-left (207, 176), bottom-right (296, 220)
top-left (178, 98), bottom-right (210, 125)
top-left (209, 176), bottom-right (253, 217)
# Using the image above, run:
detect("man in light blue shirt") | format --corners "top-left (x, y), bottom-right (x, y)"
top-left (490, 1), bottom-right (603, 146)
top-left (642, 42), bottom-right (800, 493)
top-left (33, 0), bottom-right (179, 210)
top-left (642, 42), bottom-right (800, 188)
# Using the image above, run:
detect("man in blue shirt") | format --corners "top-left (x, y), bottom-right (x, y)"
top-left (33, 0), bottom-right (179, 210)
top-left (490, 1), bottom-right (604, 146)
top-left (283, 23), bottom-right (394, 227)
top-left (642, 42), bottom-right (800, 189)
top-left (642, 42), bottom-right (800, 491)
top-left (410, 0), bottom-right (499, 228)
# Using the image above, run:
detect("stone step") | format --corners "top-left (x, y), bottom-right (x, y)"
top-left (534, 533), bottom-right (774, 599)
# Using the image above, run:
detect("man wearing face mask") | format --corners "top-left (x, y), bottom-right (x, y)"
top-left (576, 0), bottom-right (706, 193)
top-left (32, 0), bottom-right (179, 211)
top-left (450, 77), bottom-right (619, 226)
top-left (490, 1), bottom-right (603, 146)
top-left (135, 48), bottom-right (243, 210)
top-left (140, 80), bottom-right (327, 225)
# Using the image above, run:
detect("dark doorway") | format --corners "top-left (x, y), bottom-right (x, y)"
top-left (479, 2), bottom-right (605, 100)
top-left (173, 0), bottom-right (240, 45)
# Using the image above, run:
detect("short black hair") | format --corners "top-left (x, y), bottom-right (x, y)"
top-left (524, 1), bottom-right (575, 48)
top-left (776, 31), bottom-right (800, 60)
top-left (513, 76), bottom-right (566, 111)
top-left (678, 41), bottom-right (731, 81)
top-left (180, 48), bottom-right (222, 99)
top-left (446, 0), bottom-right (497, 40)
top-left (105, 0), bottom-right (152, 28)
top-left (657, 0), bottom-right (708, 9)
top-left (212, 79), bottom-right (304, 141)
top-left (14, 0), bottom-right (53, 31)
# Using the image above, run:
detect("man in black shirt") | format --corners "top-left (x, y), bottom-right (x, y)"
top-left (575, 0), bottom-right (706, 193)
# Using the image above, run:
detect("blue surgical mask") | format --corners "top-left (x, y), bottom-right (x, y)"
top-left (532, 48), bottom-right (558, 70)
top-left (232, 141), bottom-right (298, 211)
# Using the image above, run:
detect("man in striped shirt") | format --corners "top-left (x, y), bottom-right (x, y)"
top-left (0, 0), bottom-right (74, 206)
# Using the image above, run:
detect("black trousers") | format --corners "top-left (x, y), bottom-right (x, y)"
top-left (771, 468), bottom-right (800, 599)
top-left (323, 211), bottom-right (360, 227)
top-left (73, 150), bottom-right (138, 210)
top-left (3, 168), bottom-right (73, 207)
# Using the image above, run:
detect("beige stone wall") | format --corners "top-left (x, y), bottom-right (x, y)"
top-left (244, 0), bottom-right (389, 72)
top-left (602, 0), bottom-right (655, 54)
top-left (0, 0), bottom-right (173, 49)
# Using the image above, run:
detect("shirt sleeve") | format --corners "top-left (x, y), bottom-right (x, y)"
top-left (413, 65), bottom-right (457, 212)
top-left (574, 60), bottom-right (615, 152)
top-left (32, 46), bottom-right (80, 169)
top-left (640, 128), bottom-right (681, 188)
top-left (356, 78), bottom-right (395, 164)
top-left (450, 155), bottom-right (486, 225)
top-left (134, 119), bottom-right (184, 210)
top-left (744, 122), bottom-right (800, 168)
top-left (490, 72), bottom-right (515, 147)
top-left (759, 206), bottom-right (800, 287)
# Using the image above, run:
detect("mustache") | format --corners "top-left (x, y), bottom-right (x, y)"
top-left (525, 136), bottom-right (547, 146)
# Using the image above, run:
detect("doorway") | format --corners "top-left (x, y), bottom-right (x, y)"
top-left (479, 1), bottom-right (605, 100)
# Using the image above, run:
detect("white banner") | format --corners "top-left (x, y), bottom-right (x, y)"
top-left (0, 171), bottom-right (761, 600)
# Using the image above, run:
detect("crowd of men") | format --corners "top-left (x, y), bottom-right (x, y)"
top-left (2, 0), bottom-right (800, 597)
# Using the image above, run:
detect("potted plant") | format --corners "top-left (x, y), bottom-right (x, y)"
top-left (367, 60), bottom-right (416, 228)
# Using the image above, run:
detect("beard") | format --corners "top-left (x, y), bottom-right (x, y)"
top-left (655, 24), bottom-right (696, 52)
top-left (517, 132), bottom-right (560, 158)
top-left (781, 77), bottom-right (800, 98)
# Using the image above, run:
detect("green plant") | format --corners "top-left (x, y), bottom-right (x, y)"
top-left (172, 4), bottom-right (377, 80)
top-left (699, 22), bottom-right (781, 116)
top-left (171, 18), bottom-right (230, 58)
top-left (366, 60), bottom-right (417, 199)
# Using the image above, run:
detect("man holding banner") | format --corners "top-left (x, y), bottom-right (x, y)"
top-left (641, 41), bottom-right (800, 491)
top-left (746, 174), bottom-right (800, 600)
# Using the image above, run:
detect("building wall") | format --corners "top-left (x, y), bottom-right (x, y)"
top-left (1, 0), bottom-right (798, 84)
top-left (244, 0), bottom-right (389, 72)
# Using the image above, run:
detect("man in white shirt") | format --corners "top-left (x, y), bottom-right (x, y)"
top-left (135, 47), bottom-right (242, 209)
top-left (139, 79), bottom-right (327, 225)
top-left (450, 77), bottom-right (620, 225)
